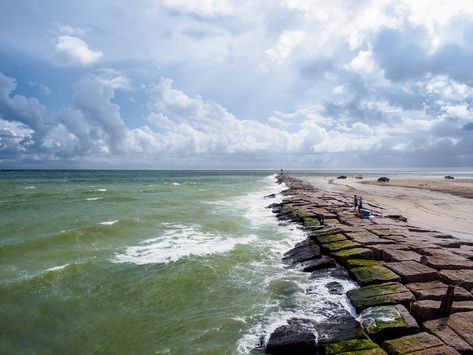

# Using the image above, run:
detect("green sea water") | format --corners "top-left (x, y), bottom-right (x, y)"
top-left (0, 171), bottom-right (356, 354)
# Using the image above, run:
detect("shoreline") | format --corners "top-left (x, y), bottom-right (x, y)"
top-left (298, 175), bottom-right (473, 241)
top-left (264, 174), bottom-right (473, 354)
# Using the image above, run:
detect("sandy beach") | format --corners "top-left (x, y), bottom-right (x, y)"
top-left (299, 176), bottom-right (473, 241)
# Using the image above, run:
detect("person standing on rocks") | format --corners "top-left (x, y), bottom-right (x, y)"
top-left (359, 196), bottom-right (363, 210)
top-left (354, 195), bottom-right (358, 210)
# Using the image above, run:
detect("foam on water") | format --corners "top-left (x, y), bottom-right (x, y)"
top-left (45, 264), bottom-right (70, 272)
top-left (231, 174), bottom-right (358, 354)
top-left (100, 220), bottom-right (119, 225)
top-left (172, 182), bottom-right (181, 186)
top-left (86, 197), bottom-right (103, 201)
top-left (113, 224), bottom-right (256, 265)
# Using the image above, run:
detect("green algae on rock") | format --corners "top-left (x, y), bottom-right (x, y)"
top-left (350, 266), bottom-right (401, 286)
top-left (322, 240), bottom-right (361, 253)
top-left (359, 304), bottom-right (418, 343)
top-left (323, 339), bottom-right (386, 355)
top-left (331, 248), bottom-right (375, 265)
top-left (346, 259), bottom-right (384, 269)
top-left (347, 282), bottom-right (415, 312)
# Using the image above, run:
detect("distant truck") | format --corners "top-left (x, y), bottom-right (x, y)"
top-left (337, 175), bottom-right (347, 179)
top-left (377, 177), bottom-right (390, 183)
top-left (444, 175), bottom-right (454, 179)
top-left (355, 175), bottom-right (363, 179)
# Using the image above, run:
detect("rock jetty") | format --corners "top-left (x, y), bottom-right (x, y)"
top-left (265, 174), bottom-right (473, 354)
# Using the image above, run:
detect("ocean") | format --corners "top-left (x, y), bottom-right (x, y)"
top-left (0, 170), bottom-right (357, 354)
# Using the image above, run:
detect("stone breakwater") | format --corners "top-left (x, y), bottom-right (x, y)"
top-left (265, 174), bottom-right (473, 354)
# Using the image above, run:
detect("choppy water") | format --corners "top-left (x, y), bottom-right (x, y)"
top-left (0, 171), bottom-right (356, 354)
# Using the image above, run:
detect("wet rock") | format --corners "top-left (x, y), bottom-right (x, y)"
top-left (406, 282), bottom-right (473, 301)
top-left (411, 300), bottom-right (473, 323)
top-left (310, 266), bottom-right (351, 281)
top-left (359, 304), bottom-right (419, 343)
top-left (265, 318), bottom-right (316, 355)
top-left (264, 193), bottom-right (276, 199)
top-left (331, 248), bottom-right (375, 265)
top-left (282, 242), bottom-right (321, 265)
top-left (423, 311), bottom-right (473, 354)
top-left (323, 339), bottom-right (386, 355)
top-left (316, 310), bottom-right (365, 345)
top-left (350, 266), bottom-right (402, 286)
top-left (440, 270), bottom-right (473, 291)
top-left (298, 256), bottom-right (336, 272)
top-left (326, 281), bottom-right (344, 295)
top-left (347, 282), bottom-right (416, 313)
top-left (383, 332), bottom-right (456, 355)
top-left (385, 261), bottom-right (440, 283)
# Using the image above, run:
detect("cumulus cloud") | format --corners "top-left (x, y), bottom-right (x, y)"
top-left (2, 1), bottom-right (473, 167)
top-left (161, 0), bottom-right (235, 17)
top-left (53, 35), bottom-right (103, 66)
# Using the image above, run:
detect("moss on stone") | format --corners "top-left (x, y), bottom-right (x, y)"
top-left (347, 259), bottom-right (383, 269)
top-left (350, 266), bottom-right (401, 286)
top-left (303, 216), bottom-right (320, 226)
top-left (324, 339), bottom-right (379, 354)
top-left (317, 234), bottom-right (347, 244)
top-left (323, 240), bottom-right (360, 252)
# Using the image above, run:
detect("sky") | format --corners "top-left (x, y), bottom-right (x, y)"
top-left (1, 0), bottom-right (473, 169)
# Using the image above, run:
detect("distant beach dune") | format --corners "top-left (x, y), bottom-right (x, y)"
top-left (299, 176), bottom-right (473, 241)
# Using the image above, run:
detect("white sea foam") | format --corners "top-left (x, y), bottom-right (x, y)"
top-left (96, 188), bottom-right (107, 192)
top-left (113, 224), bottom-right (256, 265)
top-left (24, 186), bottom-right (36, 189)
top-left (100, 220), bottom-right (118, 225)
top-left (86, 197), bottom-right (103, 201)
top-left (45, 264), bottom-right (69, 272)
top-left (172, 182), bottom-right (180, 186)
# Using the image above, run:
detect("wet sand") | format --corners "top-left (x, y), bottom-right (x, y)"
top-left (299, 176), bottom-right (473, 241)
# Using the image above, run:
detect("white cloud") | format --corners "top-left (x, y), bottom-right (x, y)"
top-left (53, 35), bottom-right (103, 66)
top-left (265, 31), bottom-right (307, 63)
top-left (161, 0), bottom-right (235, 17)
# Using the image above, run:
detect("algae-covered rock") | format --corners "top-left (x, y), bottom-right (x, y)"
top-left (350, 266), bottom-right (401, 286)
top-left (322, 240), bottom-right (362, 253)
top-left (347, 282), bottom-right (415, 313)
top-left (383, 332), bottom-right (450, 355)
top-left (347, 259), bottom-right (384, 269)
top-left (324, 339), bottom-right (386, 354)
top-left (317, 233), bottom-right (347, 244)
top-left (332, 248), bottom-right (375, 265)
top-left (359, 304), bottom-right (419, 343)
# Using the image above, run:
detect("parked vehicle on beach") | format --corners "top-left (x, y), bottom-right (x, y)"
top-left (377, 177), bottom-right (390, 182)
top-left (355, 175), bottom-right (363, 179)
top-left (444, 175), bottom-right (454, 179)
top-left (337, 175), bottom-right (347, 179)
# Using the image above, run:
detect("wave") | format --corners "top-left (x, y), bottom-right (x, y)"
top-left (113, 224), bottom-right (256, 265)
top-left (99, 220), bottom-right (118, 226)
top-left (86, 197), bottom-right (103, 201)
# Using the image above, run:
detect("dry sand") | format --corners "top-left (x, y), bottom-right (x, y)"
top-left (299, 176), bottom-right (473, 241)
